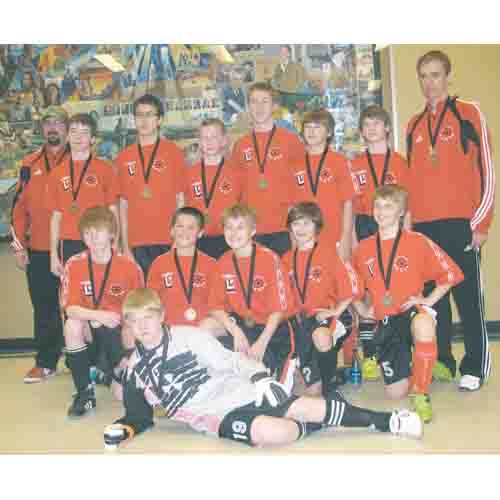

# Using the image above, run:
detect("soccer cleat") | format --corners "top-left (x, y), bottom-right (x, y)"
top-left (458, 374), bottom-right (482, 392)
top-left (389, 409), bottom-right (423, 439)
top-left (432, 361), bottom-right (454, 382)
top-left (67, 387), bottom-right (96, 418)
top-left (361, 357), bottom-right (380, 381)
top-left (410, 393), bottom-right (433, 423)
top-left (23, 366), bottom-right (56, 384)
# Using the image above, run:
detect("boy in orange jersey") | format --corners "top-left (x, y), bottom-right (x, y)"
top-left (206, 204), bottom-right (296, 388)
top-left (232, 82), bottom-right (305, 256)
top-left (183, 118), bottom-right (243, 259)
top-left (11, 106), bottom-right (69, 383)
top-left (289, 109), bottom-right (356, 261)
top-left (406, 50), bottom-right (495, 391)
top-left (283, 202), bottom-right (362, 397)
top-left (147, 207), bottom-right (216, 326)
top-left (350, 105), bottom-right (412, 380)
top-left (47, 113), bottom-right (119, 276)
top-left (115, 94), bottom-right (186, 277)
top-left (61, 206), bottom-right (144, 418)
top-left (352, 185), bottom-right (464, 423)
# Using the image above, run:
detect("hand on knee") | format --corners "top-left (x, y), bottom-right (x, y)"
top-left (412, 313), bottom-right (436, 343)
top-left (64, 318), bottom-right (86, 348)
top-left (312, 327), bottom-right (333, 352)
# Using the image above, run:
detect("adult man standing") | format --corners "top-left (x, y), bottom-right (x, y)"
top-left (114, 94), bottom-right (185, 278)
top-left (11, 106), bottom-right (69, 383)
top-left (406, 50), bottom-right (495, 391)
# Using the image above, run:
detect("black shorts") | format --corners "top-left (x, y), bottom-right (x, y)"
top-left (374, 307), bottom-right (419, 386)
top-left (255, 231), bottom-right (291, 257)
top-left (218, 313), bottom-right (295, 382)
top-left (355, 214), bottom-right (378, 242)
top-left (196, 234), bottom-right (229, 260)
top-left (218, 395), bottom-right (299, 446)
top-left (132, 244), bottom-right (170, 278)
top-left (60, 239), bottom-right (87, 264)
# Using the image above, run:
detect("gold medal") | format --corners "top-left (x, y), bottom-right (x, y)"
top-left (243, 315), bottom-right (256, 328)
top-left (70, 201), bottom-right (79, 214)
top-left (383, 293), bottom-right (393, 307)
top-left (429, 146), bottom-right (439, 165)
top-left (142, 185), bottom-right (153, 199)
top-left (258, 177), bottom-right (268, 190)
top-left (184, 307), bottom-right (197, 321)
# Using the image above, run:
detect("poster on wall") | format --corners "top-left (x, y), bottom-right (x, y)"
top-left (0, 43), bottom-right (382, 237)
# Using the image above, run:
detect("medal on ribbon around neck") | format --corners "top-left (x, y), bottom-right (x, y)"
top-left (142, 185), bottom-right (153, 199)
top-left (70, 201), bottom-right (79, 214)
top-left (258, 177), bottom-right (268, 190)
top-left (383, 292), bottom-right (393, 306)
top-left (184, 307), bottom-right (197, 321)
top-left (429, 145), bottom-right (439, 165)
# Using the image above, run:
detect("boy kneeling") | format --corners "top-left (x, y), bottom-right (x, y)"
top-left (103, 288), bottom-right (422, 449)
top-left (61, 206), bottom-right (144, 417)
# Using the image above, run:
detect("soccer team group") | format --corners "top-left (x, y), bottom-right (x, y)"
top-left (10, 49), bottom-right (495, 448)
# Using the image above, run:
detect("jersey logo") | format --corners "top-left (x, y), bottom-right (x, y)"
top-left (440, 125), bottom-right (455, 142)
top-left (127, 161), bottom-right (136, 176)
top-left (85, 175), bottom-right (98, 186)
top-left (192, 182), bottom-right (203, 198)
top-left (162, 272), bottom-right (174, 288)
top-left (269, 147), bottom-right (282, 160)
top-left (224, 276), bottom-right (236, 292)
top-left (309, 266), bottom-right (322, 282)
top-left (319, 167), bottom-right (333, 183)
top-left (152, 159), bottom-right (167, 173)
top-left (81, 280), bottom-right (93, 296)
top-left (110, 284), bottom-right (125, 296)
top-left (253, 275), bottom-right (266, 292)
top-left (415, 135), bottom-right (423, 144)
top-left (356, 171), bottom-right (367, 186)
top-left (61, 176), bottom-right (71, 191)
top-left (243, 148), bottom-right (253, 162)
top-left (385, 172), bottom-right (396, 184)
top-left (33, 168), bottom-right (42, 176)
top-left (366, 257), bottom-right (375, 277)
top-left (295, 171), bottom-right (305, 186)
top-left (219, 179), bottom-right (232, 195)
top-left (193, 272), bottom-right (207, 288)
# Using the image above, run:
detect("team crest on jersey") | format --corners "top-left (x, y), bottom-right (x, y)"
top-left (127, 161), bottom-right (136, 176)
top-left (193, 273), bottom-right (206, 288)
top-left (319, 168), bottom-right (333, 183)
top-left (440, 126), bottom-right (455, 142)
top-left (243, 148), bottom-right (253, 162)
top-left (85, 175), bottom-right (98, 186)
top-left (394, 256), bottom-right (409, 272)
top-left (309, 266), bottom-right (322, 282)
top-left (356, 171), bottom-right (368, 186)
top-left (192, 182), bottom-right (203, 198)
top-left (224, 275), bottom-right (236, 293)
top-left (385, 172), bottom-right (396, 184)
top-left (415, 135), bottom-right (423, 144)
top-left (81, 280), bottom-right (93, 296)
top-left (269, 147), bottom-right (282, 160)
top-left (366, 258), bottom-right (375, 277)
top-left (162, 272), bottom-right (174, 288)
top-left (219, 179), bottom-right (232, 195)
top-left (253, 275), bottom-right (266, 292)
top-left (61, 176), bottom-right (71, 191)
top-left (295, 171), bottom-right (306, 186)
top-left (152, 160), bottom-right (167, 173)
top-left (110, 284), bottom-right (125, 296)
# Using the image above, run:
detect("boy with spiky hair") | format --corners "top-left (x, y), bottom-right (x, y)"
top-left (61, 206), bottom-right (144, 417)
top-left (352, 185), bottom-right (463, 423)
top-left (283, 202), bottom-right (362, 397)
top-left (102, 288), bottom-right (422, 449)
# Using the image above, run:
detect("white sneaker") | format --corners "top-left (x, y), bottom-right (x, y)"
top-left (458, 374), bottom-right (481, 392)
top-left (331, 319), bottom-right (347, 347)
top-left (389, 409), bottom-right (423, 439)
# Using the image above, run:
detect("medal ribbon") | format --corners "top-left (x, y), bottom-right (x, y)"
top-left (87, 250), bottom-right (114, 309)
top-left (305, 147), bottom-right (329, 196)
top-left (69, 155), bottom-right (93, 203)
top-left (232, 243), bottom-right (257, 312)
top-left (251, 125), bottom-right (277, 175)
top-left (376, 227), bottom-right (403, 295)
top-left (173, 249), bottom-right (198, 305)
top-left (366, 148), bottom-right (391, 188)
top-left (427, 97), bottom-right (450, 154)
top-left (137, 138), bottom-right (160, 186)
top-left (293, 243), bottom-right (318, 305)
top-left (201, 158), bottom-right (225, 209)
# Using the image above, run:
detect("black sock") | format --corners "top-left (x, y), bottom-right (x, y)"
top-left (87, 339), bottom-right (98, 367)
top-left (66, 346), bottom-right (91, 393)
top-left (295, 421), bottom-right (323, 440)
top-left (316, 346), bottom-right (339, 396)
top-left (323, 393), bottom-right (391, 431)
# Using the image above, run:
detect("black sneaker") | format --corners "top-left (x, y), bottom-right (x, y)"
top-left (67, 387), bottom-right (96, 417)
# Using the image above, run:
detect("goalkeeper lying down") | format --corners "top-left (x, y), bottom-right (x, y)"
top-left (104, 289), bottom-right (423, 449)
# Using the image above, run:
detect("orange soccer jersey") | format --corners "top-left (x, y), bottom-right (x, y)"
top-left (406, 97), bottom-right (495, 233)
top-left (282, 243), bottom-right (362, 317)
top-left (147, 250), bottom-right (216, 326)
top-left (61, 251), bottom-right (144, 314)
top-left (11, 146), bottom-right (68, 251)
top-left (46, 155), bottom-right (118, 241)
top-left (115, 138), bottom-right (186, 247)
top-left (352, 229), bottom-right (464, 320)
top-left (289, 149), bottom-right (357, 245)
top-left (208, 243), bottom-right (291, 324)
top-left (232, 126), bottom-right (305, 234)
top-left (183, 157), bottom-right (243, 236)
top-left (350, 150), bottom-right (411, 216)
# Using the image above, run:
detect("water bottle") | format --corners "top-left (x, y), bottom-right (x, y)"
top-left (89, 365), bottom-right (97, 385)
top-left (350, 348), bottom-right (362, 386)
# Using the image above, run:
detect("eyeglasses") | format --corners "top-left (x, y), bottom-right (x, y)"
top-left (135, 112), bottom-right (159, 119)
